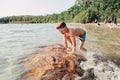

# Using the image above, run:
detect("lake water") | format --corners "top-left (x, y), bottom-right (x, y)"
top-left (0, 23), bottom-right (120, 80)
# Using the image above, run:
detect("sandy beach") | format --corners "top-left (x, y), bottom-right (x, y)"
top-left (84, 23), bottom-right (120, 64)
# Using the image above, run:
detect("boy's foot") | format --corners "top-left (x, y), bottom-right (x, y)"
top-left (80, 48), bottom-right (87, 52)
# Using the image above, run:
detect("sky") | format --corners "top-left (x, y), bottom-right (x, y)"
top-left (0, 0), bottom-right (76, 18)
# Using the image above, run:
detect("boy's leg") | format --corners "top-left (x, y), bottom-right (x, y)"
top-left (80, 42), bottom-right (87, 51)
top-left (79, 31), bottom-right (86, 51)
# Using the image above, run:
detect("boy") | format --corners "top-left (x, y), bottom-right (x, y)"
top-left (56, 21), bottom-right (87, 54)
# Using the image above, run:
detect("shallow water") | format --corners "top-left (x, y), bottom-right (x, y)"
top-left (80, 49), bottom-right (120, 80)
top-left (0, 23), bottom-right (63, 80)
top-left (0, 23), bottom-right (120, 80)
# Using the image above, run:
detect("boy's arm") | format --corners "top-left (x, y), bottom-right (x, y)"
top-left (70, 36), bottom-right (76, 53)
top-left (64, 35), bottom-right (68, 49)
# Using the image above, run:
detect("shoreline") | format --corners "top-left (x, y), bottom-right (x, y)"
top-left (0, 22), bottom-right (120, 28)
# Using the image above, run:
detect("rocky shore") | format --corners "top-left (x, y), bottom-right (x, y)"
top-left (17, 44), bottom-right (87, 80)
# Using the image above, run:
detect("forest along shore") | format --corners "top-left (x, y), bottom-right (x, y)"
top-left (84, 23), bottom-right (120, 65)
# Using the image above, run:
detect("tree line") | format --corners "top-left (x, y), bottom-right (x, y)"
top-left (0, 0), bottom-right (120, 24)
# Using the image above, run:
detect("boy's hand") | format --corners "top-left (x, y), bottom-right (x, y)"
top-left (67, 51), bottom-right (73, 54)
top-left (67, 50), bottom-right (76, 55)
top-left (64, 47), bottom-right (75, 55)
top-left (66, 48), bottom-right (71, 51)
top-left (64, 47), bottom-right (71, 52)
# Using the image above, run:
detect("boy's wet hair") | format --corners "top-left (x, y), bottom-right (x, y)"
top-left (56, 21), bottom-right (66, 29)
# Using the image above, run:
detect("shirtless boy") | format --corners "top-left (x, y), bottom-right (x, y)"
top-left (56, 21), bottom-right (87, 54)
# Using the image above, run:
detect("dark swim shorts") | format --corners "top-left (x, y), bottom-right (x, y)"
top-left (79, 31), bottom-right (86, 42)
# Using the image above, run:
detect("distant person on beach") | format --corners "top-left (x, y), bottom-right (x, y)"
top-left (113, 17), bottom-right (117, 26)
top-left (107, 16), bottom-right (112, 23)
top-left (94, 19), bottom-right (100, 27)
top-left (94, 19), bottom-right (98, 23)
top-left (56, 21), bottom-right (87, 54)
top-left (104, 16), bottom-right (112, 24)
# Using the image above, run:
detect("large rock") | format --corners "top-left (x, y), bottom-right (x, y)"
top-left (17, 44), bottom-right (86, 80)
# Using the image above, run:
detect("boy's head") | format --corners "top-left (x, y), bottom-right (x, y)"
top-left (56, 21), bottom-right (67, 34)
top-left (56, 21), bottom-right (66, 29)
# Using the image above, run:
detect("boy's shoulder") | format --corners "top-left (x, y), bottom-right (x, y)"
top-left (68, 28), bottom-right (75, 36)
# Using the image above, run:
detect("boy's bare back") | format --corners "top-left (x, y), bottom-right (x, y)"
top-left (67, 28), bottom-right (85, 37)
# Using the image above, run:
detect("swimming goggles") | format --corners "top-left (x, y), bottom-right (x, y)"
top-left (58, 29), bottom-right (64, 33)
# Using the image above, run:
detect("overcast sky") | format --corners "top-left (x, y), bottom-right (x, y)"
top-left (0, 0), bottom-right (76, 18)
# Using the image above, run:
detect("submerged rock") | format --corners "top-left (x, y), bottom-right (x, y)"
top-left (17, 44), bottom-right (87, 80)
